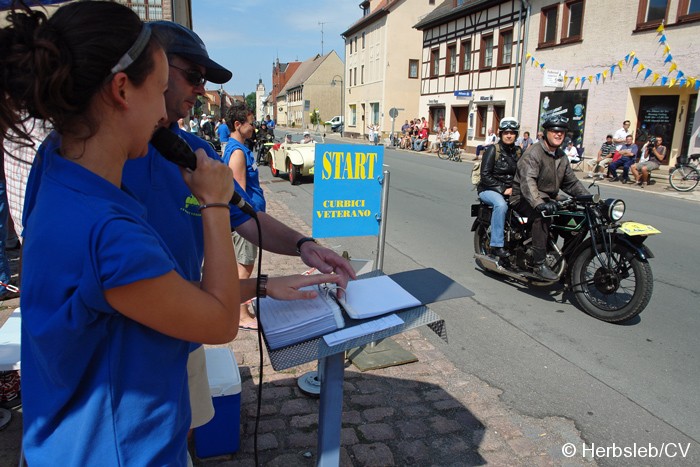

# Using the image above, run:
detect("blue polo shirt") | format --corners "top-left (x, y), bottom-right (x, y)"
top-left (216, 122), bottom-right (230, 143)
top-left (222, 139), bottom-right (266, 213)
top-left (21, 146), bottom-right (190, 465)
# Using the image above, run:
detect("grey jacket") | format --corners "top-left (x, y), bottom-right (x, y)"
top-left (510, 141), bottom-right (588, 208)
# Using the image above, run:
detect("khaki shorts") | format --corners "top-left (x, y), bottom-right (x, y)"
top-left (635, 160), bottom-right (660, 171)
top-left (188, 346), bottom-right (215, 429)
top-left (233, 231), bottom-right (258, 265)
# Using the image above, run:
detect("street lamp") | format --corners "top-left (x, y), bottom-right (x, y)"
top-left (331, 74), bottom-right (344, 137)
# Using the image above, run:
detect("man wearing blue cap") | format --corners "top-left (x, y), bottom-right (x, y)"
top-left (26, 21), bottom-right (354, 444)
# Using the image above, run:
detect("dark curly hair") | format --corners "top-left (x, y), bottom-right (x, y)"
top-left (0, 1), bottom-right (160, 150)
top-left (225, 101), bottom-right (253, 129)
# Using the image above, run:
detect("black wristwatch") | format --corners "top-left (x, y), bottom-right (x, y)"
top-left (295, 237), bottom-right (317, 255)
top-left (257, 274), bottom-right (269, 298)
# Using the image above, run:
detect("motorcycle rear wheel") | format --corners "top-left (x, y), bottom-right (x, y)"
top-left (473, 225), bottom-right (491, 269)
top-left (570, 245), bottom-right (653, 323)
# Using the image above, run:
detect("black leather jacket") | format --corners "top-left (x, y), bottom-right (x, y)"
top-left (477, 142), bottom-right (520, 194)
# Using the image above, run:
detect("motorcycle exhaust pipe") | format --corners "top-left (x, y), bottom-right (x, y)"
top-left (474, 254), bottom-right (529, 282)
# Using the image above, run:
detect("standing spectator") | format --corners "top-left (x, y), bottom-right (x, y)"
top-left (367, 123), bottom-right (376, 145)
top-left (631, 135), bottom-right (666, 187)
top-left (200, 114), bottom-right (214, 141)
top-left (586, 134), bottom-right (616, 179)
top-left (189, 114), bottom-right (199, 135)
top-left (607, 135), bottom-right (638, 183)
top-left (216, 117), bottom-right (230, 154)
top-left (613, 120), bottom-right (631, 150)
top-left (475, 128), bottom-right (498, 160)
top-left (264, 114), bottom-right (275, 136)
top-left (401, 119), bottom-right (410, 134)
top-left (222, 102), bottom-right (266, 331)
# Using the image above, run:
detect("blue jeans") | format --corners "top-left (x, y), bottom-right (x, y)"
top-left (0, 168), bottom-right (11, 294)
top-left (608, 157), bottom-right (634, 180)
top-left (478, 190), bottom-right (508, 247)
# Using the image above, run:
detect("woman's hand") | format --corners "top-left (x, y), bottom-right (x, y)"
top-left (504, 187), bottom-right (513, 196)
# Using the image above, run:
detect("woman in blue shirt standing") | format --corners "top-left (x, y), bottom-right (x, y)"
top-left (0, 2), bottom-right (240, 465)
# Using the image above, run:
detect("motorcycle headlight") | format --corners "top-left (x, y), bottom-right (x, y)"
top-left (604, 199), bottom-right (625, 221)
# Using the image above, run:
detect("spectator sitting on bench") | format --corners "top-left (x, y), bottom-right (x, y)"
top-left (631, 135), bottom-right (666, 188)
top-left (586, 134), bottom-right (616, 179)
top-left (474, 128), bottom-right (498, 160)
top-left (564, 140), bottom-right (581, 163)
top-left (413, 125), bottom-right (429, 151)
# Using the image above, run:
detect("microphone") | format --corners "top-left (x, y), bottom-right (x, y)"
top-left (150, 127), bottom-right (257, 218)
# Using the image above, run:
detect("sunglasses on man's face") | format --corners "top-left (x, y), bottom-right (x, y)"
top-left (169, 64), bottom-right (207, 87)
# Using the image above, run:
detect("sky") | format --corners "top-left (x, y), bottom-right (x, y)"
top-left (192, 1), bottom-right (362, 97)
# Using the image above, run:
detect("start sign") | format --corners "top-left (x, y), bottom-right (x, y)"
top-left (312, 144), bottom-right (384, 238)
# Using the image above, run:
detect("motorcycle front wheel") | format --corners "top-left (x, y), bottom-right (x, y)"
top-left (570, 245), bottom-right (653, 323)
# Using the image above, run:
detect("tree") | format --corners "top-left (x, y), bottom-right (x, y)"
top-left (245, 92), bottom-right (256, 112)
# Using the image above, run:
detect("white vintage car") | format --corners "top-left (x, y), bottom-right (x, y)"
top-left (267, 140), bottom-right (317, 185)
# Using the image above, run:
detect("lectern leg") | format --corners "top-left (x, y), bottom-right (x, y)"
top-left (317, 353), bottom-right (344, 467)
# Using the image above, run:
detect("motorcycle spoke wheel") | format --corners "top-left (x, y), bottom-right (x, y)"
top-left (473, 225), bottom-right (491, 269)
top-left (570, 245), bottom-right (653, 323)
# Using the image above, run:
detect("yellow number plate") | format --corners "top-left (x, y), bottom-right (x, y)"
top-left (618, 222), bottom-right (661, 236)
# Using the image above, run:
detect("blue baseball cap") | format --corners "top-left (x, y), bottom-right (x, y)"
top-left (151, 21), bottom-right (232, 84)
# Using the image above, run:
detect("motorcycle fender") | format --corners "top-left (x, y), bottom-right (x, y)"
top-left (616, 234), bottom-right (654, 260)
top-left (470, 218), bottom-right (480, 232)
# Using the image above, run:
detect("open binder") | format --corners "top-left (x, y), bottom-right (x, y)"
top-left (258, 275), bottom-right (421, 350)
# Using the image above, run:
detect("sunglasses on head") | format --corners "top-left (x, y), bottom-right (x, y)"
top-left (169, 64), bottom-right (207, 87)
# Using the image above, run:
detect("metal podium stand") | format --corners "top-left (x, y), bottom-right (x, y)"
top-left (263, 271), bottom-right (447, 466)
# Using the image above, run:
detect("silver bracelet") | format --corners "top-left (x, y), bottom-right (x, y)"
top-left (198, 203), bottom-right (229, 212)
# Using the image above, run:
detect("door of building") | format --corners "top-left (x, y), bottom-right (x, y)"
top-left (453, 106), bottom-right (469, 145)
top-left (636, 95), bottom-right (679, 166)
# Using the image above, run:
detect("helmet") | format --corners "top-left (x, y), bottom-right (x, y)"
top-left (541, 114), bottom-right (569, 132)
top-left (499, 117), bottom-right (520, 133)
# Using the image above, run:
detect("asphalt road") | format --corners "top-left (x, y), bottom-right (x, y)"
top-left (259, 133), bottom-right (699, 465)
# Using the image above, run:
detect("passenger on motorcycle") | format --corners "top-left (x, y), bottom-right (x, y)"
top-left (477, 117), bottom-right (522, 259)
top-left (510, 115), bottom-right (589, 281)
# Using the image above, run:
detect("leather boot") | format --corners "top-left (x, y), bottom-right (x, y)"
top-left (532, 248), bottom-right (558, 281)
top-left (491, 247), bottom-right (509, 258)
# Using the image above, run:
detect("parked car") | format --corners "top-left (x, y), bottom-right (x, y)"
top-left (267, 138), bottom-right (316, 185)
top-left (325, 116), bottom-right (344, 132)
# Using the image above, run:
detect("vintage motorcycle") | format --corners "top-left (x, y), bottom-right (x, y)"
top-left (470, 186), bottom-right (660, 323)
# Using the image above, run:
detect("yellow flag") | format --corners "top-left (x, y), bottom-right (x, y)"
top-left (588, 75), bottom-right (593, 83)
top-left (669, 78), bottom-right (676, 87)
top-left (630, 51), bottom-right (636, 57)
top-left (618, 60), bottom-right (623, 70)
top-left (534, 61), bottom-right (539, 68)
top-left (652, 73), bottom-right (660, 84)
top-left (603, 70), bottom-right (608, 78)
top-left (663, 45), bottom-right (671, 55)
top-left (575, 77), bottom-right (581, 85)
top-left (689, 77), bottom-right (697, 87)
top-left (638, 63), bottom-right (646, 72)
top-left (526, 53), bottom-right (532, 61)
top-left (669, 62), bottom-right (678, 73)
top-left (656, 23), bottom-right (665, 33)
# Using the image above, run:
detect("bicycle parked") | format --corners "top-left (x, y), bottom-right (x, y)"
top-left (668, 153), bottom-right (700, 192)
top-left (438, 141), bottom-right (462, 162)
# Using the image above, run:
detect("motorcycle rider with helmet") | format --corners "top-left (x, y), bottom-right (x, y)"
top-left (477, 117), bottom-right (522, 259)
top-left (510, 115), bottom-right (589, 281)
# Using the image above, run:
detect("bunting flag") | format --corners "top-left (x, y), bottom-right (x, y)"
top-left (695, 80), bottom-right (700, 91)
top-left (525, 52), bottom-right (531, 61)
top-left (668, 62), bottom-right (678, 73)
top-left (610, 65), bottom-right (616, 76)
top-left (668, 78), bottom-right (676, 87)
top-left (588, 75), bottom-right (594, 83)
top-left (656, 23), bottom-right (665, 33)
top-left (660, 76), bottom-right (668, 86)
top-left (644, 69), bottom-right (653, 80)
top-left (603, 70), bottom-right (608, 79)
top-left (595, 73), bottom-right (601, 83)
top-left (663, 44), bottom-right (671, 55)
top-left (676, 71), bottom-right (684, 79)
top-left (679, 78), bottom-right (687, 87)
top-left (624, 54), bottom-right (630, 63)
top-left (575, 77), bottom-right (581, 85)
top-left (664, 54), bottom-right (673, 64)
top-left (632, 57), bottom-right (640, 67)
top-left (652, 73), bottom-right (660, 84)
top-left (581, 76), bottom-right (587, 85)
top-left (539, 62), bottom-right (545, 69)
top-left (617, 60), bottom-right (624, 70)
top-left (534, 60), bottom-right (539, 68)
top-left (638, 63), bottom-right (646, 72)
top-left (659, 34), bottom-right (667, 43)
